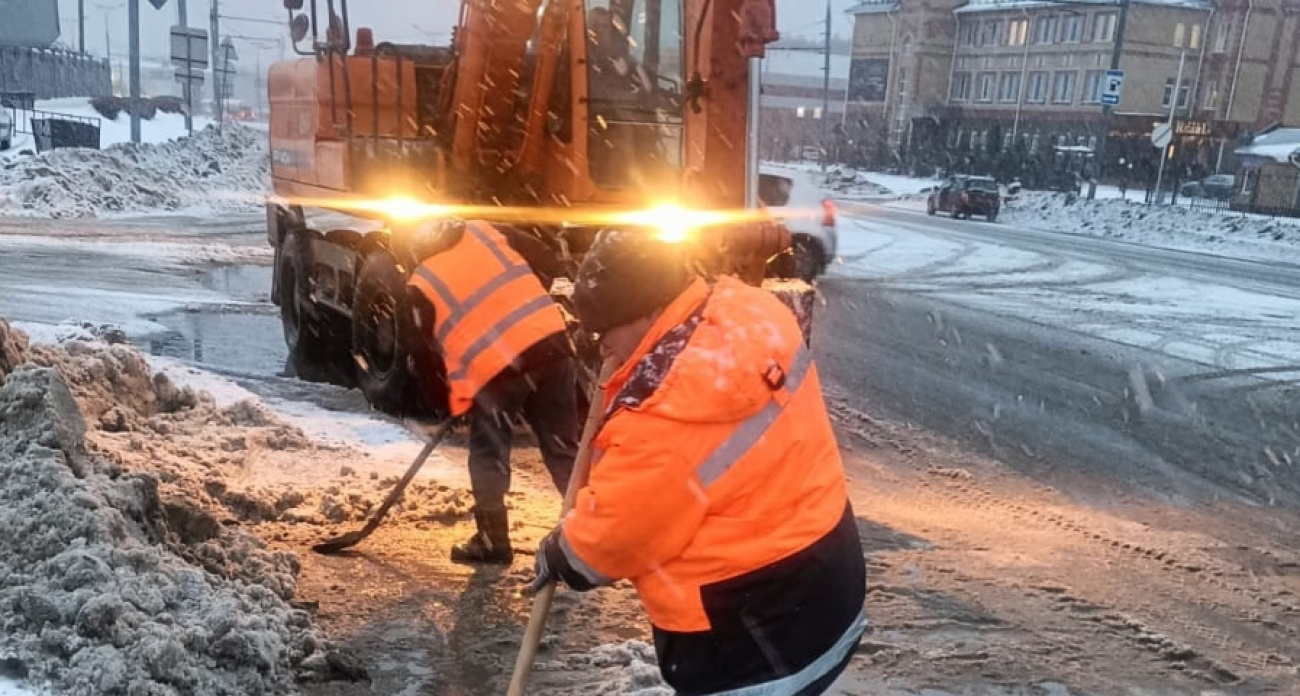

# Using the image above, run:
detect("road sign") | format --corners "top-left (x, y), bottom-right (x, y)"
top-left (1100, 69), bottom-right (1124, 107)
top-left (174, 67), bottom-right (206, 85)
top-left (170, 25), bottom-right (209, 68)
top-left (1151, 123), bottom-right (1173, 149)
top-left (148, 0), bottom-right (167, 8)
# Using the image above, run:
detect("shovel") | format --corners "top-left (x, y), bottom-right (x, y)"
top-left (312, 419), bottom-right (453, 555)
top-left (506, 358), bottom-right (616, 696)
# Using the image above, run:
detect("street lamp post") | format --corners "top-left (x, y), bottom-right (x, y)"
top-left (1087, 0), bottom-right (1130, 200)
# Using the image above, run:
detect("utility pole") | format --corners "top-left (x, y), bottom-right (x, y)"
top-left (820, 0), bottom-right (832, 168)
top-left (177, 0), bottom-right (193, 134)
top-left (79, 0), bottom-right (86, 53)
top-left (1087, 0), bottom-right (1130, 200)
top-left (210, 0), bottom-right (221, 128)
top-left (1154, 50), bottom-right (1186, 204)
top-left (128, 0), bottom-right (141, 143)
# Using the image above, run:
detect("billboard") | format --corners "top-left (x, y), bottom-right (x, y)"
top-left (848, 58), bottom-right (890, 103)
top-left (0, 0), bottom-right (60, 48)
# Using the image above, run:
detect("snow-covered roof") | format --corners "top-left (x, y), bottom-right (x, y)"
top-left (956, 0), bottom-right (1211, 13)
top-left (762, 49), bottom-right (851, 81)
top-left (1235, 128), bottom-right (1300, 164)
top-left (846, 0), bottom-right (899, 15)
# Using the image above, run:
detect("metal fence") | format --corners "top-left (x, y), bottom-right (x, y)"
top-left (1231, 169), bottom-right (1300, 220)
top-left (0, 46), bottom-right (111, 99)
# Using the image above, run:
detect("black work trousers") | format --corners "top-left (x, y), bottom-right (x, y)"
top-left (467, 357), bottom-right (579, 510)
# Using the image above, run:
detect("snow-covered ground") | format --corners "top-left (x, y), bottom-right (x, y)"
top-left (832, 209), bottom-right (1300, 371)
top-left (0, 677), bottom-right (36, 696)
top-left (2, 97), bottom-right (218, 158)
top-left (0, 99), bottom-right (267, 219)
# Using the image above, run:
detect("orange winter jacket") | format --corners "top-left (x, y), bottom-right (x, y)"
top-left (407, 221), bottom-right (567, 416)
top-left (554, 276), bottom-right (866, 696)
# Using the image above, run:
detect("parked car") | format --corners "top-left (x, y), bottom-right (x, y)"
top-left (1179, 174), bottom-right (1236, 200)
top-left (0, 108), bottom-right (13, 150)
top-left (927, 175), bottom-right (1001, 221)
top-left (759, 166), bottom-right (838, 281)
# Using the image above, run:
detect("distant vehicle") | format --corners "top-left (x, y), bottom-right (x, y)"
top-left (927, 175), bottom-right (1001, 221)
top-left (759, 167), bottom-right (838, 281)
top-left (0, 108), bottom-right (12, 150)
top-left (1179, 174), bottom-right (1236, 200)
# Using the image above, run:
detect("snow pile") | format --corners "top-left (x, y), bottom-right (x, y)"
top-left (534, 640), bottom-right (670, 696)
top-left (0, 124), bottom-right (268, 219)
top-left (0, 323), bottom-right (366, 695)
top-left (1002, 192), bottom-right (1300, 263)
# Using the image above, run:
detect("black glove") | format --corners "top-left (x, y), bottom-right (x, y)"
top-left (527, 529), bottom-right (561, 596)
top-left (527, 527), bottom-right (602, 595)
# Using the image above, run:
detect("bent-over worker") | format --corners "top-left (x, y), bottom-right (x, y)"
top-left (530, 230), bottom-right (867, 695)
top-left (406, 220), bottom-right (579, 564)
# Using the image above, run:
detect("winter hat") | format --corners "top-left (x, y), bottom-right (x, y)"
top-left (573, 229), bottom-right (692, 335)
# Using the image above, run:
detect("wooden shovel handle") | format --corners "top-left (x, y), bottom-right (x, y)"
top-left (505, 358), bottom-right (617, 696)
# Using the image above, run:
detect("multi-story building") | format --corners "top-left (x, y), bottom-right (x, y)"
top-left (845, 0), bottom-right (1300, 181)
top-left (759, 48), bottom-right (850, 160)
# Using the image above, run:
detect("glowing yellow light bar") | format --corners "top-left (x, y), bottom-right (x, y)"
top-left (277, 196), bottom-right (787, 235)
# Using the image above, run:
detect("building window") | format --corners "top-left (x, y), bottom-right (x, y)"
top-left (1189, 24), bottom-right (1202, 50)
top-left (812, 107), bottom-right (823, 119)
top-left (1203, 80), bottom-right (1218, 110)
top-left (999, 72), bottom-right (1021, 103)
top-left (981, 20), bottom-right (1002, 47)
top-left (1174, 23), bottom-right (1186, 47)
top-left (1004, 131), bottom-right (1014, 150)
top-left (1007, 19), bottom-right (1028, 46)
top-left (1092, 13), bottom-right (1116, 42)
top-left (1027, 71), bottom-right (1049, 103)
top-left (1088, 135), bottom-right (1097, 150)
top-left (951, 72), bottom-right (973, 101)
top-left (796, 106), bottom-right (806, 118)
top-left (1082, 70), bottom-right (1104, 104)
top-left (1213, 20), bottom-right (1232, 53)
top-left (1030, 133), bottom-right (1041, 152)
top-left (1058, 14), bottom-right (1082, 43)
top-left (977, 72), bottom-right (996, 102)
top-left (960, 22), bottom-right (978, 47)
top-left (1035, 15), bottom-right (1056, 45)
top-left (948, 129), bottom-right (960, 148)
top-left (1052, 71), bottom-right (1076, 104)
top-left (1161, 77), bottom-right (1190, 109)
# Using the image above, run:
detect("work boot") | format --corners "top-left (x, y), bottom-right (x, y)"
top-left (450, 506), bottom-right (514, 564)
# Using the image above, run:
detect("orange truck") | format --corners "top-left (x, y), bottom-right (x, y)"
top-left (264, 0), bottom-right (812, 418)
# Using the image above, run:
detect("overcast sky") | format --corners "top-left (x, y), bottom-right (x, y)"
top-left (56, 0), bottom-right (848, 65)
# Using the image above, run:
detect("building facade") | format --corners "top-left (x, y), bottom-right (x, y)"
top-left (846, 0), bottom-right (1300, 184)
top-left (759, 49), bottom-right (850, 161)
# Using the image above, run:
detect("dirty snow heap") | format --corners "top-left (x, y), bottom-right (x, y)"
top-left (0, 125), bottom-right (268, 219)
top-left (0, 318), bottom-right (357, 695)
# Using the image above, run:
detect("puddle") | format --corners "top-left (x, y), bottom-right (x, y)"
top-left (142, 305), bottom-right (290, 377)
top-left (138, 264), bottom-right (289, 376)
top-left (201, 264), bottom-right (274, 303)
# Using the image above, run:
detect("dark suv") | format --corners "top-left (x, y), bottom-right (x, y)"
top-left (927, 175), bottom-right (1001, 221)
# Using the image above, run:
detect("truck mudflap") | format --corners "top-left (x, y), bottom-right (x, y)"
top-left (762, 278), bottom-right (815, 346)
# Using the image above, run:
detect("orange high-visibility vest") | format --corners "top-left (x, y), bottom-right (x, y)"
top-left (407, 222), bottom-right (566, 416)
top-left (560, 276), bottom-right (851, 632)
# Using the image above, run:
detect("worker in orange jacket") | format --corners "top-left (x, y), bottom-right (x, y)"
top-left (530, 230), bottom-right (867, 695)
top-left (407, 220), bottom-right (579, 564)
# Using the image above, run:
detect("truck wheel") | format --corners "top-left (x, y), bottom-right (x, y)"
top-left (926, 199), bottom-right (936, 215)
top-left (279, 231), bottom-right (333, 364)
top-left (793, 237), bottom-right (825, 282)
top-left (352, 249), bottom-right (422, 416)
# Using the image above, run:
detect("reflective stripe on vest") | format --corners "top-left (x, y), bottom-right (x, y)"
top-left (695, 344), bottom-right (813, 487)
top-left (410, 222), bottom-right (563, 411)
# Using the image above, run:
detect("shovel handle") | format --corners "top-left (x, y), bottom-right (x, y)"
top-left (506, 358), bottom-right (616, 696)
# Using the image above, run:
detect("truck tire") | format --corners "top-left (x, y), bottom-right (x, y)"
top-left (793, 237), bottom-right (825, 282)
top-left (351, 249), bottom-right (423, 416)
top-left (279, 230), bottom-right (343, 380)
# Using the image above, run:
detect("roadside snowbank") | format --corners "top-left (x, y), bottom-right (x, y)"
top-left (0, 318), bottom-right (369, 695)
top-left (1003, 192), bottom-right (1300, 263)
top-left (0, 124), bottom-right (268, 219)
